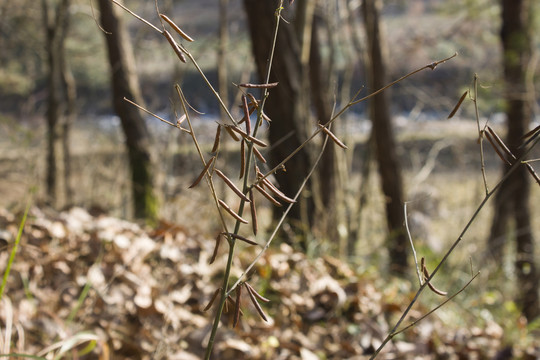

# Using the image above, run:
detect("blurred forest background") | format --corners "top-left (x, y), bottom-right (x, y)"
top-left (0, 0), bottom-right (539, 358)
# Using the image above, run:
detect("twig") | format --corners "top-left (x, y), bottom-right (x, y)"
top-left (204, 2), bottom-right (285, 358)
top-left (471, 74), bottom-right (490, 195)
top-left (369, 133), bottom-right (540, 359)
top-left (404, 202), bottom-right (423, 286)
top-left (111, 0), bottom-right (161, 32)
top-left (123, 97), bottom-right (190, 133)
top-left (391, 272), bottom-right (480, 337)
top-left (260, 53), bottom-right (459, 182)
top-left (227, 122), bottom-right (331, 296)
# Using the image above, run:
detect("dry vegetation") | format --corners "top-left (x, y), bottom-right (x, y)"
top-left (0, 203), bottom-right (538, 359)
top-left (1, 0), bottom-right (540, 358)
top-left (1, 116), bottom-right (539, 358)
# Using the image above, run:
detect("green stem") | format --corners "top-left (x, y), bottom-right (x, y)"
top-left (204, 3), bottom-right (285, 359)
top-left (0, 195), bottom-right (32, 301)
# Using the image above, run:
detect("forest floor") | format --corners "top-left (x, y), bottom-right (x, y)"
top-left (0, 204), bottom-right (539, 359)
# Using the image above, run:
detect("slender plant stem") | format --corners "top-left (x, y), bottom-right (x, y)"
top-left (472, 74), bottom-right (490, 195)
top-left (228, 126), bottom-right (331, 295)
top-left (0, 195), bottom-right (32, 301)
top-left (392, 271), bottom-right (480, 336)
top-left (111, 0), bottom-right (161, 32)
top-left (369, 134), bottom-right (539, 359)
top-left (204, 3), bottom-right (285, 359)
top-left (404, 202), bottom-right (423, 286)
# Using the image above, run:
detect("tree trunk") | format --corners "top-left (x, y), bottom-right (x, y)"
top-left (99, 0), bottom-right (158, 224)
top-left (309, 11), bottom-right (345, 252)
top-left (243, 0), bottom-right (314, 249)
top-left (362, 0), bottom-right (408, 275)
top-left (43, 0), bottom-right (70, 209)
top-left (218, 0), bottom-right (229, 112)
top-left (488, 0), bottom-right (538, 321)
top-left (62, 47), bottom-right (76, 206)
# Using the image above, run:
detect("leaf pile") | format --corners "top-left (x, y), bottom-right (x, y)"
top-left (0, 207), bottom-right (538, 359)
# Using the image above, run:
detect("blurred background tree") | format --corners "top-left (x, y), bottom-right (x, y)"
top-left (362, 0), bottom-right (408, 275)
top-left (488, 0), bottom-right (538, 321)
top-left (42, 0), bottom-right (76, 210)
top-left (98, 0), bottom-right (158, 224)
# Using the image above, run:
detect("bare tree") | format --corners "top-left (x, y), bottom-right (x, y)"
top-left (243, 0), bottom-right (315, 248)
top-left (309, 8), bottom-right (343, 247)
top-left (98, 0), bottom-right (158, 223)
top-left (362, 0), bottom-right (408, 274)
top-left (42, 0), bottom-right (74, 208)
top-left (217, 0), bottom-right (229, 113)
top-left (488, 0), bottom-right (538, 321)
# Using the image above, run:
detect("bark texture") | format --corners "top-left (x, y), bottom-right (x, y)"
top-left (243, 0), bottom-right (314, 248)
top-left (43, 0), bottom-right (73, 208)
top-left (362, 0), bottom-right (408, 274)
top-left (488, 0), bottom-right (538, 321)
top-left (99, 0), bottom-right (157, 223)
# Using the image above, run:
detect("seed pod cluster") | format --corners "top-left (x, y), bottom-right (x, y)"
top-left (244, 282), bottom-right (269, 322)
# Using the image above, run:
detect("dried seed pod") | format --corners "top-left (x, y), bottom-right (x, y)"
top-left (238, 109), bottom-right (256, 125)
top-left (211, 124), bottom-right (221, 153)
top-left (244, 282), bottom-right (270, 303)
top-left (226, 295), bottom-right (244, 314)
top-left (262, 112), bottom-right (272, 123)
top-left (255, 165), bottom-right (264, 178)
top-left (252, 146), bottom-right (267, 164)
top-left (160, 14), bottom-right (195, 42)
top-left (447, 90), bottom-right (468, 119)
top-left (215, 169), bottom-right (250, 203)
top-left (176, 114), bottom-right (186, 126)
top-left (188, 156), bottom-right (215, 188)
top-left (222, 232), bottom-right (258, 246)
top-left (227, 124), bottom-right (247, 138)
top-left (218, 199), bottom-right (249, 224)
top-left (209, 233), bottom-right (222, 264)
top-left (246, 93), bottom-right (260, 110)
top-left (247, 135), bottom-right (268, 148)
top-left (487, 126), bottom-right (513, 158)
top-left (245, 283), bottom-right (268, 322)
top-left (233, 285), bottom-right (242, 328)
top-left (522, 124), bottom-right (540, 140)
top-left (422, 263), bottom-right (448, 296)
top-left (162, 30), bottom-right (186, 63)
top-left (318, 124), bottom-right (348, 149)
top-left (203, 288), bottom-right (221, 311)
top-left (485, 131), bottom-right (512, 165)
top-left (238, 82), bottom-right (279, 89)
top-left (485, 127), bottom-right (540, 185)
top-left (254, 184), bottom-right (282, 207)
top-left (261, 178), bottom-right (296, 203)
top-left (223, 124), bottom-right (240, 141)
top-left (249, 190), bottom-right (258, 235)
top-left (226, 125), bottom-right (268, 147)
top-left (242, 95), bottom-right (251, 135)
top-left (239, 140), bottom-right (246, 179)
